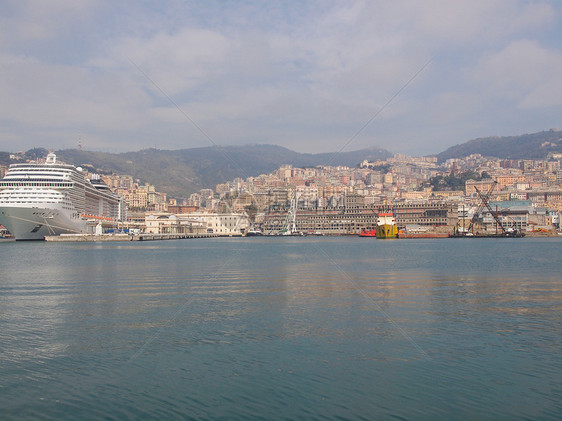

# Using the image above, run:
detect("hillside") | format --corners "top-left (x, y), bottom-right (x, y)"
top-left (436, 129), bottom-right (562, 162)
top-left (0, 151), bottom-right (10, 166)
top-left (7, 128), bottom-right (561, 197)
top-left (55, 144), bottom-right (391, 197)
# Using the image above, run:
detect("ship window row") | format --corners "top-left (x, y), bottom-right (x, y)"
top-left (2, 190), bottom-right (63, 194)
top-left (1, 192), bottom-right (63, 196)
top-left (0, 180), bottom-right (73, 186)
top-left (10, 167), bottom-right (73, 173)
top-left (5, 200), bottom-right (59, 204)
top-left (1, 195), bottom-right (63, 200)
top-left (2, 198), bottom-right (62, 202)
top-left (6, 173), bottom-right (71, 179)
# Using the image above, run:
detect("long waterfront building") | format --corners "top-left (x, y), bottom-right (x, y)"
top-left (261, 194), bottom-right (457, 235)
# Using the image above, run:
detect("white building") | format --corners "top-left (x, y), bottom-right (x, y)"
top-left (145, 212), bottom-right (250, 236)
top-left (188, 212), bottom-right (250, 235)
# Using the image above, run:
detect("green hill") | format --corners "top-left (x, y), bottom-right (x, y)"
top-left (436, 129), bottom-right (562, 162)
top-left (55, 144), bottom-right (391, 197)
top-left (7, 128), bottom-right (560, 197)
top-left (0, 151), bottom-right (10, 166)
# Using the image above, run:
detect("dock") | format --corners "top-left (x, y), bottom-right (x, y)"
top-left (45, 233), bottom-right (224, 242)
top-left (398, 232), bottom-right (450, 239)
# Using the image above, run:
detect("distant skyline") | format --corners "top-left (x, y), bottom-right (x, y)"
top-left (1, 1), bottom-right (561, 156)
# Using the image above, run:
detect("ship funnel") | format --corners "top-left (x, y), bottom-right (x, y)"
top-left (46, 153), bottom-right (57, 165)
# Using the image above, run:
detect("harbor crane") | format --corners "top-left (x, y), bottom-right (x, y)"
top-left (279, 189), bottom-right (298, 235)
top-left (474, 183), bottom-right (507, 235)
top-left (466, 181), bottom-right (497, 235)
top-left (457, 180), bottom-right (524, 237)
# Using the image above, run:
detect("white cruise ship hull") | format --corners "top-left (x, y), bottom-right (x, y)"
top-left (0, 153), bottom-right (125, 240)
top-left (0, 205), bottom-right (87, 240)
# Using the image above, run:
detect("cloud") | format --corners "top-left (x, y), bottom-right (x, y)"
top-left (0, 0), bottom-right (561, 154)
top-left (109, 28), bottom-right (232, 96)
top-left (0, 53), bottom-right (160, 155)
top-left (472, 39), bottom-right (562, 108)
top-left (0, 0), bottom-right (99, 46)
top-left (406, 0), bottom-right (555, 47)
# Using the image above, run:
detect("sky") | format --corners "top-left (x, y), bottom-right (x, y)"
top-left (1, 0), bottom-right (562, 156)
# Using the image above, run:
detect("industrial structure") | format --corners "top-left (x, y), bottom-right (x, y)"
top-left (262, 193), bottom-right (457, 235)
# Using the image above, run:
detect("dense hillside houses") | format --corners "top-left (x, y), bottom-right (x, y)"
top-left (2, 150), bottom-right (561, 236)
top-left (113, 152), bottom-right (561, 236)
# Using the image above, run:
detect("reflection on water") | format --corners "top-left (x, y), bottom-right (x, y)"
top-left (1, 238), bottom-right (561, 419)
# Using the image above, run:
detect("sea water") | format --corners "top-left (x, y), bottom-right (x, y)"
top-left (1, 237), bottom-right (561, 419)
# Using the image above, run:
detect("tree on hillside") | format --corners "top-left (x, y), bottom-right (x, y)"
top-left (0, 151), bottom-right (10, 166)
top-left (370, 164), bottom-right (391, 173)
top-left (25, 148), bottom-right (49, 161)
top-left (429, 170), bottom-right (491, 192)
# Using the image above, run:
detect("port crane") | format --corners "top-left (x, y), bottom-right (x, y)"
top-left (279, 189), bottom-right (298, 235)
top-left (465, 181), bottom-right (497, 235)
top-left (458, 180), bottom-right (524, 237)
top-left (474, 183), bottom-right (507, 235)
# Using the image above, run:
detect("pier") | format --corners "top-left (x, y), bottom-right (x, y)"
top-left (45, 233), bottom-right (225, 242)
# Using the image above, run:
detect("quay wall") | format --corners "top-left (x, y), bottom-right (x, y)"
top-left (45, 233), bottom-right (226, 242)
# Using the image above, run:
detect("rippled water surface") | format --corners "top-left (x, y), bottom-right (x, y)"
top-left (1, 237), bottom-right (561, 419)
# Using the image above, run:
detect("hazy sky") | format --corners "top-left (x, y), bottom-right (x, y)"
top-left (1, 1), bottom-right (561, 156)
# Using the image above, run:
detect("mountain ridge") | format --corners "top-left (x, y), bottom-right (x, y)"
top-left (54, 144), bottom-right (391, 197)
top-left (436, 129), bottom-right (562, 162)
top-left (3, 129), bottom-right (562, 197)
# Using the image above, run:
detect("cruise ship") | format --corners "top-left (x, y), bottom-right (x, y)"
top-left (0, 153), bottom-right (125, 240)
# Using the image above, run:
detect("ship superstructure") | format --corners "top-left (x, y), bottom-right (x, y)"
top-left (0, 153), bottom-right (125, 240)
top-left (376, 209), bottom-right (398, 239)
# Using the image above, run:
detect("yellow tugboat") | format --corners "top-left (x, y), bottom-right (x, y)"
top-left (376, 209), bottom-right (398, 239)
